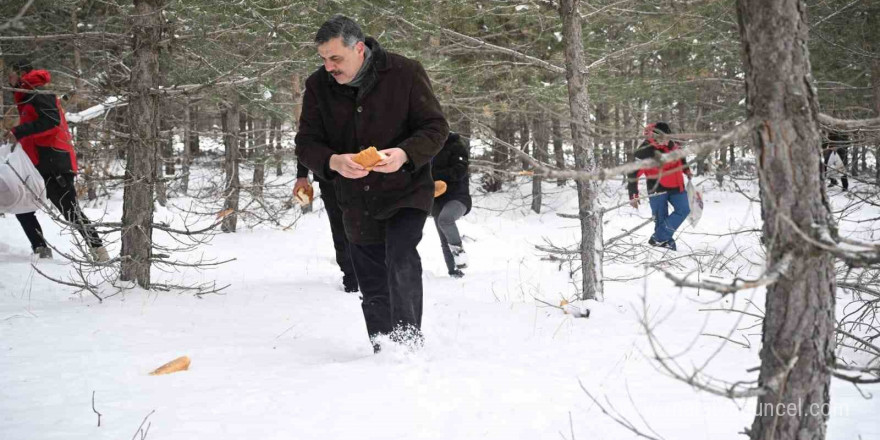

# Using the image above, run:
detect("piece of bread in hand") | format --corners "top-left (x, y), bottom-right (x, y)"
top-left (434, 180), bottom-right (447, 198)
top-left (352, 146), bottom-right (387, 171)
top-left (295, 185), bottom-right (314, 206)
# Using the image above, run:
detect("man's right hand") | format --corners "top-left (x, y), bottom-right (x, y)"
top-left (329, 154), bottom-right (369, 179)
top-left (293, 177), bottom-right (311, 196)
top-left (629, 197), bottom-right (640, 208)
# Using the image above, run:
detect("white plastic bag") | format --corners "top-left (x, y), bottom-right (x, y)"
top-left (0, 142), bottom-right (48, 214)
top-left (686, 180), bottom-right (703, 227)
top-left (826, 151), bottom-right (845, 178)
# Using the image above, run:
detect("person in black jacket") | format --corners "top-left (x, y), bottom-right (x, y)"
top-left (626, 122), bottom-right (691, 251)
top-left (294, 16), bottom-right (448, 350)
top-left (4, 59), bottom-right (108, 262)
top-left (293, 162), bottom-right (358, 292)
top-left (431, 132), bottom-right (472, 278)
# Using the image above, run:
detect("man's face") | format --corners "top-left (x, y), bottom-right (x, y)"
top-left (317, 37), bottom-right (365, 85)
top-left (8, 71), bottom-right (20, 87)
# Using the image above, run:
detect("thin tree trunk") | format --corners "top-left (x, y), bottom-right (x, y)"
top-left (71, 3), bottom-right (97, 201)
top-left (222, 92), bottom-right (241, 233)
top-left (239, 111), bottom-right (247, 160)
top-left (121, 0), bottom-right (164, 287)
top-left (850, 142), bottom-right (859, 176)
top-left (532, 111), bottom-right (549, 213)
top-left (189, 104), bottom-right (200, 156)
top-left (273, 116), bottom-right (283, 176)
top-left (737, 1), bottom-right (836, 439)
top-left (252, 119), bottom-right (265, 197)
top-left (552, 116), bottom-right (565, 186)
top-left (613, 104), bottom-right (621, 166)
top-left (869, 6), bottom-right (880, 182)
top-left (520, 115), bottom-right (530, 170)
top-left (155, 116), bottom-right (170, 207)
top-left (181, 101), bottom-right (191, 194)
top-left (729, 143), bottom-right (736, 169)
top-left (560, 0), bottom-right (602, 300)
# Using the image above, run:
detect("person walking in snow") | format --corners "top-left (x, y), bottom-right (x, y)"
top-left (627, 122), bottom-right (691, 251)
top-left (821, 130), bottom-right (849, 192)
top-left (431, 132), bottom-right (471, 278)
top-left (294, 15), bottom-right (448, 351)
top-left (3, 59), bottom-right (109, 262)
top-left (293, 163), bottom-right (359, 292)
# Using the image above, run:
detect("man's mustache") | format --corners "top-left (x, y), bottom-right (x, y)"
top-left (329, 70), bottom-right (342, 75)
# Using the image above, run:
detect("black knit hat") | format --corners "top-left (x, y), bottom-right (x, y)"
top-left (8, 58), bottom-right (33, 73)
top-left (653, 122), bottom-right (672, 134)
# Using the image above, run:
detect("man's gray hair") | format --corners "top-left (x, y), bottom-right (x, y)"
top-left (315, 15), bottom-right (365, 47)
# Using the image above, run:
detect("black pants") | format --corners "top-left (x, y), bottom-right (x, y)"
top-left (348, 208), bottom-right (427, 339)
top-left (15, 211), bottom-right (46, 251)
top-left (16, 173), bottom-right (102, 250)
top-left (319, 180), bottom-right (356, 282)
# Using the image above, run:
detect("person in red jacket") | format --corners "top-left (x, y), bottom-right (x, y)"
top-left (626, 122), bottom-right (691, 251)
top-left (3, 59), bottom-right (108, 262)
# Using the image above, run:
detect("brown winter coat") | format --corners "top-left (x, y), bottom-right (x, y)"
top-left (295, 38), bottom-right (448, 244)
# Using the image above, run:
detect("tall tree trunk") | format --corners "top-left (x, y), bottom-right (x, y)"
top-left (869, 5), bottom-right (880, 182)
top-left (532, 111), bottom-right (549, 213)
top-left (181, 101), bottom-right (191, 194)
top-left (520, 114), bottom-right (530, 170)
top-left (189, 104), bottom-right (200, 156)
top-left (560, 0), bottom-right (603, 300)
top-left (273, 116), bottom-right (283, 176)
top-left (222, 92), bottom-right (241, 233)
top-left (613, 104), bottom-right (621, 166)
top-left (552, 116), bottom-right (566, 186)
top-left (729, 143), bottom-right (736, 169)
top-left (121, 0), bottom-right (164, 288)
top-left (155, 116), bottom-right (170, 207)
top-left (874, 58), bottom-right (880, 181)
top-left (737, 1), bottom-right (836, 439)
top-left (252, 119), bottom-right (265, 197)
top-left (70, 3), bottom-right (97, 201)
top-left (484, 112), bottom-right (507, 193)
top-left (850, 142), bottom-right (859, 176)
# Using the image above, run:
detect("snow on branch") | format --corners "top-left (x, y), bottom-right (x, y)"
top-left (0, 31), bottom-right (127, 42)
top-left (779, 215), bottom-right (880, 267)
top-left (66, 97), bottom-right (125, 124)
top-left (663, 253), bottom-right (794, 295)
top-left (149, 63), bottom-right (287, 97)
top-left (818, 113), bottom-right (880, 130)
top-left (0, 0), bottom-right (35, 32)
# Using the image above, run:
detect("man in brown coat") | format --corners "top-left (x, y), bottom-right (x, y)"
top-left (295, 15), bottom-right (448, 351)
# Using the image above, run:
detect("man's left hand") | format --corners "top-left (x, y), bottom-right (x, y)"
top-left (371, 148), bottom-right (409, 173)
top-left (3, 130), bottom-right (16, 146)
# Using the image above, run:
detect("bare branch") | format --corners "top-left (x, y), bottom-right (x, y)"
top-left (0, 0), bottom-right (36, 32)
top-left (818, 113), bottom-right (880, 130)
top-left (663, 253), bottom-right (794, 295)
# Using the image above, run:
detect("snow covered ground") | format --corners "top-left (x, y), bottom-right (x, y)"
top-left (1, 164), bottom-right (878, 439)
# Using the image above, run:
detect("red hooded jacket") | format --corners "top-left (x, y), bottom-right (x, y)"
top-left (12, 70), bottom-right (78, 173)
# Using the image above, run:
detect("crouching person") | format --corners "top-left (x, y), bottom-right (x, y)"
top-left (431, 132), bottom-right (471, 278)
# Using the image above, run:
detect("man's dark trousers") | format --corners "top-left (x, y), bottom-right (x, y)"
top-left (348, 208), bottom-right (427, 338)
